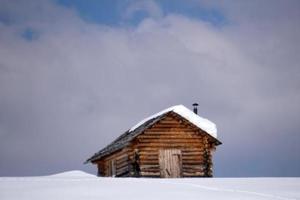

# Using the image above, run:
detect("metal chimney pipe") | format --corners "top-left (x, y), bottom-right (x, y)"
top-left (192, 103), bottom-right (199, 114)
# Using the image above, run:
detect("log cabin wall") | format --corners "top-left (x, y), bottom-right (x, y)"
top-left (93, 112), bottom-right (216, 177)
top-left (132, 112), bottom-right (216, 177)
top-left (93, 147), bottom-right (133, 177)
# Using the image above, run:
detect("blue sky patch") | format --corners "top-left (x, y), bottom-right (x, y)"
top-left (56, 0), bottom-right (227, 27)
top-left (158, 0), bottom-right (227, 26)
top-left (57, 0), bottom-right (128, 26)
top-left (21, 28), bottom-right (39, 41)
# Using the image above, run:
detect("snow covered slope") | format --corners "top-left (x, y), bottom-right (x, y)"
top-left (1, 171), bottom-right (299, 200)
top-left (49, 170), bottom-right (96, 178)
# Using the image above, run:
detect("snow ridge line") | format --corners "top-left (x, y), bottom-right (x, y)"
top-left (164, 181), bottom-right (297, 200)
top-left (0, 178), bottom-right (99, 181)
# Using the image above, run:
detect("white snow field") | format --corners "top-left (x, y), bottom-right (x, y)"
top-left (0, 171), bottom-right (299, 200)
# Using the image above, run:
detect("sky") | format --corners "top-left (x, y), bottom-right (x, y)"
top-left (0, 0), bottom-right (299, 177)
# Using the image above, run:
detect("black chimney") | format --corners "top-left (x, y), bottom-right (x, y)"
top-left (192, 103), bottom-right (199, 114)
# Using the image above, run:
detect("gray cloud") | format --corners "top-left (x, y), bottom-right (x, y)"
top-left (0, 0), bottom-right (299, 176)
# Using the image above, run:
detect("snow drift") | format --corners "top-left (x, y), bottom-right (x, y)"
top-left (0, 171), bottom-right (299, 200)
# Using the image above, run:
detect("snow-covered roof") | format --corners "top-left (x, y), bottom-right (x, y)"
top-left (130, 105), bottom-right (217, 139)
top-left (86, 104), bottom-right (220, 163)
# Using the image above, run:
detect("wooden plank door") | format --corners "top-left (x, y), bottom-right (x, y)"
top-left (107, 160), bottom-right (116, 177)
top-left (111, 160), bottom-right (116, 177)
top-left (159, 149), bottom-right (182, 178)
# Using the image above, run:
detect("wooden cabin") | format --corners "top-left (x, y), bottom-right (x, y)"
top-left (85, 104), bottom-right (221, 178)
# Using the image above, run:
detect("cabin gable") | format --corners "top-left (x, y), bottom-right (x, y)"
top-left (132, 112), bottom-right (215, 177)
top-left (87, 105), bottom-right (221, 178)
top-left (94, 112), bottom-right (216, 177)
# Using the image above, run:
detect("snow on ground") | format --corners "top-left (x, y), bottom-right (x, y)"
top-left (1, 171), bottom-right (299, 200)
top-left (49, 170), bottom-right (96, 178)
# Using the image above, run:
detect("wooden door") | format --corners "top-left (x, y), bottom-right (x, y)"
top-left (107, 160), bottom-right (116, 177)
top-left (111, 160), bottom-right (116, 177)
top-left (159, 149), bottom-right (182, 178)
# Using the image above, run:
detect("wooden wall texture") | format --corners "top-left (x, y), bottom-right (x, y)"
top-left (93, 112), bottom-right (216, 177)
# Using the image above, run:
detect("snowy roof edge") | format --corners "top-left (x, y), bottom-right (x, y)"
top-left (85, 104), bottom-right (219, 163)
top-left (129, 104), bottom-right (217, 139)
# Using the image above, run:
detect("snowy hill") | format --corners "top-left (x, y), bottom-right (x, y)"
top-left (49, 170), bottom-right (96, 178)
top-left (0, 171), bottom-right (299, 200)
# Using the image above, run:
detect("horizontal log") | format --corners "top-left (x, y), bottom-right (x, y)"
top-left (182, 154), bottom-right (205, 157)
top-left (138, 135), bottom-right (202, 139)
top-left (182, 151), bottom-right (205, 155)
top-left (141, 169), bottom-right (160, 173)
top-left (146, 127), bottom-right (198, 131)
top-left (140, 158), bottom-right (205, 164)
top-left (116, 160), bottom-right (129, 170)
top-left (182, 159), bottom-right (205, 163)
top-left (182, 165), bottom-right (205, 170)
top-left (137, 142), bottom-right (204, 146)
top-left (137, 143), bottom-right (204, 147)
top-left (116, 171), bottom-right (130, 177)
top-left (116, 164), bottom-right (129, 172)
top-left (158, 121), bottom-right (182, 125)
top-left (102, 148), bottom-right (131, 162)
top-left (139, 158), bottom-right (158, 162)
top-left (183, 172), bottom-right (205, 176)
top-left (182, 160), bottom-right (206, 165)
top-left (138, 138), bottom-right (204, 142)
top-left (140, 165), bottom-right (160, 169)
top-left (151, 124), bottom-right (193, 129)
top-left (139, 155), bottom-right (158, 160)
top-left (145, 130), bottom-right (199, 134)
top-left (139, 151), bottom-right (208, 157)
top-left (183, 165), bottom-right (206, 170)
top-left (116, 156), bottom-right (129, 164)
top-left (137, 146), bottom-right (204, 150)
top-left (139, 153), bottom-right (160, 157)
top-left (138, 142), bottom-right (205, 146)
top-left (143, 128), bottom-right (199, 136)
top-left (137, 145), bottom-right (205, 149)
top-left (141, 132), bottom-right (201, 136)
top-left (182, 155), bottom-right (205, 159)
top-left (140, 172), bottom-right (160, 177)
top-left (141, 168), bottom-right (160, 173)
top-left (138, 140), bottom-right (205, 144)
top-left (182, 161), bottom-right (212, 166)
top-left (183, 169), bottom-right (203, 174)
top-left (140, 164), bottom-right (159, 168)
top-left (138, 147), bottom-right (204, 152)
top-left (116, 166), bottom-right (129, 176)
top-left (140, 160), bottom-right (159, 165)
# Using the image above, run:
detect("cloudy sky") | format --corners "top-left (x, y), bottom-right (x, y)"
top-left (0, 0), bottom-right (299, 177)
